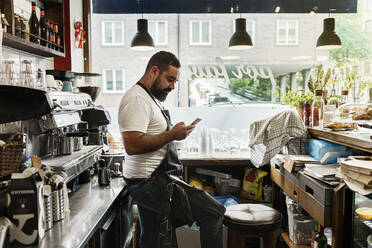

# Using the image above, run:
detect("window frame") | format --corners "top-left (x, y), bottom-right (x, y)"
top-left (232, 19), bottom-right (256, 45)
top-left (102, 68), bottom-right (126, 93)
top-left (189, 20), bottom-right (212, 46)
top-left (101, 21), bottom-right (125, 46)
top-left (276, 20), bottom-right (299, 46)
top-left (148, 20), bottom-right (168, 46)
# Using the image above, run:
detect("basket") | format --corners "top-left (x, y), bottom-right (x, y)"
top-left (0, 133), bottom-right (25, 177)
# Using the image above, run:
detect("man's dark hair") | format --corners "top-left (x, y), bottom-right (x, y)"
top-left (145, 51), bottom-right (180, 73)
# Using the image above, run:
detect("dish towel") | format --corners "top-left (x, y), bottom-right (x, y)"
top-left (249, 110), bottom-right (309, 167)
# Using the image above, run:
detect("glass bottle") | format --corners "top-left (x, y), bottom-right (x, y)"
top-left (28, 1), bottom-right (39, 43)
top-left (14, 15), bottom-right (22, 37)
top-left (303, 102), bottom-right (312, 127)
top-left (24, 17), bottom-right (30, 41)
top-left (54, 23), bottom-right (60, 51)
top-left (312, 90), bottom-right (324, 127)
top-left (1, 13), bottom-right (10, 33)
top-left (340, 90), bottom-right (349, 105)
top-left (45, 19), bottom-right (50, 47)
top-left (49, 21), bottom-right (55, 49)
top-left (20, 12), bottom-right (26, 39)
top-left (314, 225), bottom-right (327, 248)
top-left (40, 9), bottom-right (48, 46)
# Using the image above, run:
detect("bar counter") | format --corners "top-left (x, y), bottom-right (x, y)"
top-left (39, 176), bottom-right (127, 248)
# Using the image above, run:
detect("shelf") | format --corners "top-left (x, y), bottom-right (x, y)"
top-left (2, 32), bottom-right (64, 58)
top-left (281, 233), bottom-right (311, 248)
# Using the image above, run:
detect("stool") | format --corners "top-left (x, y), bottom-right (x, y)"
top-left (223, 204), bottom-right (282, 248)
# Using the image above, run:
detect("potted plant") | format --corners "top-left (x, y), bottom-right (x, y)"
top-left (279, 90), bottom-right (314, 119)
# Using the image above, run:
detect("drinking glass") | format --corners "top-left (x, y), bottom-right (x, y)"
top-left (1, 60), bottom-right (18, 86)
top-left (20, 60), bottom-right (35, 88)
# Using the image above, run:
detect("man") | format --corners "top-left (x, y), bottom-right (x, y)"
top-left (118, 51), bottom-right (225, 248)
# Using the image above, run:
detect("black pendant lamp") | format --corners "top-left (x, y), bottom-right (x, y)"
top-left (316, 18), bottom-right (341, 50)
top-left (229, 18), bottom-right (253, 50)
top-left (131, 19), bottom-right (155, 51)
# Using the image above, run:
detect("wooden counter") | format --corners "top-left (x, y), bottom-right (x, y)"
top-left (308, 127), bottom-right (372, 153)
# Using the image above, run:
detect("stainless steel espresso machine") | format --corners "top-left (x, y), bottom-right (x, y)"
top-left (0, 85), bottom-right (111, 183)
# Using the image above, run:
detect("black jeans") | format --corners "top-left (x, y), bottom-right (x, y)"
top-left (127, 182), bottom-right (224, 248)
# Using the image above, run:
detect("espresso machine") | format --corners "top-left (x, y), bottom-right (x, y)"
top-left (0, 85), bottom-right (111, 183)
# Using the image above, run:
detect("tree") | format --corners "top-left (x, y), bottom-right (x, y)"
top-left (331, 12), bottom-right (372, 65)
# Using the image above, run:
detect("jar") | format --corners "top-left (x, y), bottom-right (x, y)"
top-left (312, 90), bottom-right (324, 127)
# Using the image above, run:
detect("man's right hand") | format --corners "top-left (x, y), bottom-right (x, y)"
top-left (170, 122), bottom-right (195, 140)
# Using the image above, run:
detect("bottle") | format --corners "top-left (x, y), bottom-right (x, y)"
top-left (24, 17), bottom-right (30, 41)
top-left (45, 19), bottom-right (50, 46)
top-left (28, 1), bottom-right (39, 43)
top-left (303, 102), bottom-right (312, 127)
top-left (1, 13), bottom-right (10, 33)
top-left (49, 21), bottom-right (55, 49)
top-left (15, 15), bottom-right (22, 37)
top-left (20, 12), bottom-right (26, 39)
top-left (40, 9), bottom-right (48, 46)
top-left (54, 23), bottom-right (60, 51)
top-left (340, 90), bottom-right (349, 105)
top-left (314, 225), bottom-right (327, 248)
top-left (312, 90), bottom-right (324, 127)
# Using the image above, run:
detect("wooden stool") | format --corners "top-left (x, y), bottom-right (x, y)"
top-left (223, 204), bottom-right (282, 248)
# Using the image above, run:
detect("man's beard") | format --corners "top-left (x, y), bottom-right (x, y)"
top-left (151, 76), bottom-right (171, 102)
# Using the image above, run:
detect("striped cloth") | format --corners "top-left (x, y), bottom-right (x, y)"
top-left (249, 110), bottom-right (309, 167)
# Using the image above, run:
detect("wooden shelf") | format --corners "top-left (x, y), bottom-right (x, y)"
top-left (281, 233), bottom-right (311, 248)
top-left (3, 32), bottom-right (64, 57)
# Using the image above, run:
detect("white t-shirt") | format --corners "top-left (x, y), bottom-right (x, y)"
top-left (118, 84), bottom-right (168, 179)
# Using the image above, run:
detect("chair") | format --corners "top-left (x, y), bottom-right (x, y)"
top-left (223, 204), bottom-right (282, 248)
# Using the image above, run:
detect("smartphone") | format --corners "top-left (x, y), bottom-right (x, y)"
top-left (190, 118), bottom-right (202, 126)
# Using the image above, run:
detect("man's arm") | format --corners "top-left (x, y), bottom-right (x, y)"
top-left (122, 122), bottom-right (195, 155)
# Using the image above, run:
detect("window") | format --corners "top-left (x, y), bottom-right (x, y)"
top-left (149, 21), bottom-right (168, 45)
top-left (190, 20), bottom-right (211, 45)
top-left (233, 19), bottom-right (255, 44)
top-left (276, 20), bottom-right (299, 45)
top-left (366, 0), bottom-right (372, 10)
top-left (365, 20), bottom-right (372, 33)
top-left (103, 69), bottom-right (125, 92)
top-left (102, 21), bottom-right (124, 46)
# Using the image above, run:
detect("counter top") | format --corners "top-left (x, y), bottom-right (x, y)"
top-left (39, 176), bottom-right (127, 248)
top-left (179, 151), bottom-right (251, 166)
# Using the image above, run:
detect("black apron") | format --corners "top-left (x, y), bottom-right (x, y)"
top-left (136, 82), bottom-right (183, 177)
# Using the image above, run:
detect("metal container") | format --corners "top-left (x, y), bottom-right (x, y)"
top-left (44, 195), bottom-right (53, 230)
top-left (98, 167), bottom-right (111, 186)
top-left (73, 137), bottom-right (83, 151)
top-left (52, 189), bottom-right (64, 222)
top-left (58, 136), bottom-right (73, 155)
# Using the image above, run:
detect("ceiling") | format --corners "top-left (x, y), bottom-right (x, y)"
top-left (93, 0), bottom-right (357, 14)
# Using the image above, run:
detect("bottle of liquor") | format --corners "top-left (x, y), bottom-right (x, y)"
top-left (54, 23), bottom-right (60, 51)
top-left (20, 12), bottom-right (26, 39)
top-left (314, 225), bottom-right (327, 248)
top-left (28, 1), bottom-right (39, 43)
top-left (45, 19), bottom-right (50, 47)
top-left (40, 8), bottom-right (48, 46)
top-left (1, 12), bottom-right (10, 33)
top-left (49, 21), bottom-right (55, 49)
top-left (15, 15), bottom-right (22, 37)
